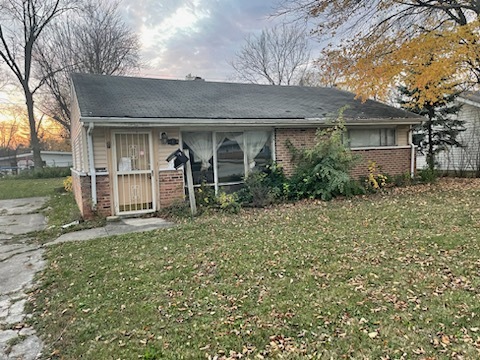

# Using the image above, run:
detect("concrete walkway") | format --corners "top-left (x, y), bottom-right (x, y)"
top-left (48, 217), bottom-right (174, 245)
top-left (0, 197), bottom-right (174, 359)
top-left (0, 197), bottom-right (47, 360)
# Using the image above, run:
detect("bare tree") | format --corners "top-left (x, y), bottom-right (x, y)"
top-left (0, 0), bottom-right (74, 169)
top-left (0, 104), bottom-right (30, 157)
top-left (36, 0), bottom-right (140, 133)
top-left (229, 24), bottom-right (310, 85)
top-left (0, 118), bottom-right (20, 151)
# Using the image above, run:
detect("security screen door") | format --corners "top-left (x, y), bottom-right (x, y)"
top-left (113, 132), bottom-right (155, 215)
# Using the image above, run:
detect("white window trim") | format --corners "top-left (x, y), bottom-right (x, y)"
top-left (182, 129), bottom-right (274, 192)
top-left (351, 145), bottom-right (411, 151)
top-left (346, 127), bottom-right (397, 148)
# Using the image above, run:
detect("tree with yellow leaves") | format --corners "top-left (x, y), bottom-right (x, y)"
top-left (279, 0), bottom-right (480, 103)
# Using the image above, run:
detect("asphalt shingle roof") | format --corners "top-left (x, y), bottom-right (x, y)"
top-left (71, 73), bottom-right (420, 121)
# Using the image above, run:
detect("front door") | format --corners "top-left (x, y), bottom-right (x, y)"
top-left (113, 132), bottom-right (155, 215)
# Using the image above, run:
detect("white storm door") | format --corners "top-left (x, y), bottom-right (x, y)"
top-left (113, 132), bottom-right (155, 215)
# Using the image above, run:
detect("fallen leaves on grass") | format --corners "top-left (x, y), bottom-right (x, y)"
top-left (30, 178), bottom-right (480, 359)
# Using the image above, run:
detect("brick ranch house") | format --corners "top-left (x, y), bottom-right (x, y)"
top-left (70, 73), bottom-right (422, 219)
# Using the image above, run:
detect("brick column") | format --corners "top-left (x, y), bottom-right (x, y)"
top-left (95, 174), bottom-right (112, 217)
top-left (159, 170), bottom-right (185, 208)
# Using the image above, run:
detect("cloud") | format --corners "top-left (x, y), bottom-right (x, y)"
top-left (121, 0), bottom-right (283, 81)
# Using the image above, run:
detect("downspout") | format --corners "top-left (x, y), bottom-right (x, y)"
top-left (87, 122), bottom-right (97, 209)
top-left (409, 127), bottom-right (415, 179)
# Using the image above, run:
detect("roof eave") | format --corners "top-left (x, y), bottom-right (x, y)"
top-left (457, 96), bottom-right (480, 108)
top-left (80, 116), bottom-right (422, 127)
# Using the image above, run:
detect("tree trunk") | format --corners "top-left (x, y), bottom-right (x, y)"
top-left (24, 89), bottom-right (43, 169)
top-left (427, 111), bottom-right (434, 171)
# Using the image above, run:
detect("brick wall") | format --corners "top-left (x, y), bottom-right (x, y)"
top-left (350, 147), bottom-right (413, 177)
top-left (275, 128), bottom-right (414, 178)
top-left (71, 171), bottom-right (112, 219)
top-left (159, 170), bottom-right (185, 208)
top-left (72, 171), bottom-right (93, 219)
top-left (275, 128), bottom-right (317, 176)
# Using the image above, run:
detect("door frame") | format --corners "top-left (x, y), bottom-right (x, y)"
top-left (112, 130), bottom-right (156, 215)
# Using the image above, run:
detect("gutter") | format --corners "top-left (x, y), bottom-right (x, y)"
top-left (80, 116), bottom-right (422, 127)
top-left (86, 122), bottom-right (97, 209)
top-left (409, 126), bottom-right (415, 178)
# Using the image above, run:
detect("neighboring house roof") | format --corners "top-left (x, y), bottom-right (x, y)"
top-left (71, 73), bottom-right (421, 126)
top-left (0, 151), bottom-right (72, 162)
top-left (459, 91), bottom-right (480, 107)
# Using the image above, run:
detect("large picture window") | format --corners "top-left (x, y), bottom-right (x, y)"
top-left (347, 128), bottom-right (396, 148)
top-left (182, 130), bottom-right (272, 189)
top-left (217, 133), bottom-right (245, 183)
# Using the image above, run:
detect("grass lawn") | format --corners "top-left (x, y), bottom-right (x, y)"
top-left (0, 177), bottom-right (64, 200)
top-left (31, 179), bottom-right (480, 359)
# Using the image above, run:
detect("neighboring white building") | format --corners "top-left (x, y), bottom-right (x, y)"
top-left (0, 151), bottom-right (72, 170)
top-left (417, 92), bottom-right (480, 176)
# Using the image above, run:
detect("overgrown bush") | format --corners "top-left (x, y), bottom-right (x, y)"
top-left (195, 181), bottom-right (216, 208)
top-left (287, 116), bottom-right (360, 200)
top-left (238, 163), bottom-right (289, 207)
top-left (193, 182), bottom-right (241, 214)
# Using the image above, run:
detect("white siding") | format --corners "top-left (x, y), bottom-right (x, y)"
top-left (93, 128), bottom-right (108, 169)
top-left (158, 128), bottom-right (180, 170)
top-left (397, 125), bottom-right (409, 146)
top-left (434, 103), bottom-right (480, 173)
top-left (70, 86), bottom-right (87, 172)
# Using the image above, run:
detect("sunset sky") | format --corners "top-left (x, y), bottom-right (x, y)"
top-left (0, 0), bottom-right (320, 134)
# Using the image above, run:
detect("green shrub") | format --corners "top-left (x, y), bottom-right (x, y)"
top-left (159, 200), bottom-right (191, 219)
top-left (418, 167), bottom-right (438, 183)
top-left (216, 191), bottom-right (241, 214)
top-left (238, 162), bottom-right (289, 207)
top-left (393, 172), bottom-right (413, 187)
top-left (288, 114), bottom-right (359, 201)
top-left (191, 184), bottom-right (241, 214)
top-left (239, 171), bottom-right (275, 207)
top-left (364, 161), bottom-right (389, 192)
top-left (14, 167), bottom-right (71, 179)
top-left (195, 181), bottom-right (216, 208)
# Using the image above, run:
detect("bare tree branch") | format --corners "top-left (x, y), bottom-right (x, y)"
top-left (229, 23), bottom-right (310, 85)
top-left (0, 0), bottom-right (76, 169)
top-left (35, 0), bottom-right (140, 134)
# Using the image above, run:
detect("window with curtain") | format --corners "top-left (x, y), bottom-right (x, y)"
top-left (217, 133), bottom-right (244, 183)
top-left (347, 128), bottom-right (396, 148)
top-left (183, 132), bottom-right (214, 185)
top-left (182, 130), bottom-right (273, 187)
top-left (251, 132), bottom-right (272, 170)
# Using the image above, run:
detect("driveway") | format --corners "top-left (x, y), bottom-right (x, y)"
top-left (0, 197), bottom-right (47, 360)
